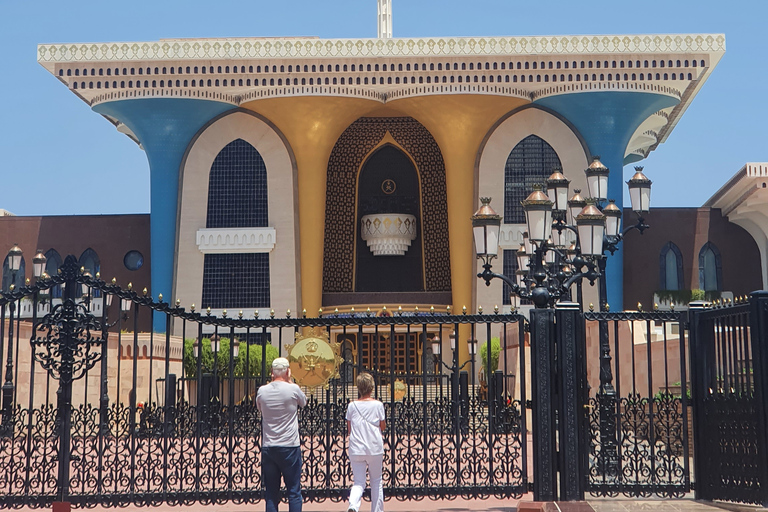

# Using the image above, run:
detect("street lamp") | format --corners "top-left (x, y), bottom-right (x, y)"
top-left (473, 160), bottom-right (652, 311)
top-left (431, 335), bottom-right (441, 357)
top-left (32, 250), bottom-right (46, 280)
top-left (210, 334), bottom-right (221, 354)
top-left (585, 156), bottom-right (610, 203)
top-left (471, 198), bottom-right (502, 259)
top-left (7, 245), bottom-right (22, 276)
top-left (2, 245), bottom-right (23, 435)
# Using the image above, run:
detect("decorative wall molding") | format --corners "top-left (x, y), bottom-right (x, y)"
top-left (38, 34), bottom-right (725, 63)
top-left (499, 224), bottom-right (526, 249)
top-left (196, 227), bottom-right (277, 254)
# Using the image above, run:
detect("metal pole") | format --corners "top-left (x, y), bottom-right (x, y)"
top-left (749, 291), bottom-right (768, 506)
top-left (596, 256), bottom-right (619, 480)
top-left (1, 296), bottom-right (16, 434)
top-left (55, 259), bottom-right (78, 506)
top-left (555, 302), bottom-right (586, 500)
top-left (530, 308), bottom-right (557, 501)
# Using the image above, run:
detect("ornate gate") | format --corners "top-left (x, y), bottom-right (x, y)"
top-left (581, 309), bottom-right (692, 498)
top-left (688, 292), bottom-right (768, 506)
top-left (0, 255), bottom-right (528, 508)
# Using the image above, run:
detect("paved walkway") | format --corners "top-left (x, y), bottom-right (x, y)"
top-left (35, 497), bottom-right (768, 512)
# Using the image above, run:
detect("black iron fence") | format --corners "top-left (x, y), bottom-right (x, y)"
top-left (689, 293), bottom-right (768, 506)
top-left (0, 256), bottom-right (528, 508)
top-left (582, 309), bottom-right (691, 498)
top-left (4, 254), bottom-right (767, 507)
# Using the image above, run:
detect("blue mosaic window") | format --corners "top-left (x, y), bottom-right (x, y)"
top-left (202, 139), bottom-right (271, 309)
top-left (201, 254), bottom-right (270, 308)
top-left (78, 248), bottom-right (101, 298)
top-left (206, 139), bottom-right (268, 228)
top-left (44, 249), bottom-right (63, 298)
top-left (123, 250), bottom-right (144, 271)
top-left (2, 256), bottom-right (25, 292)
top-left (502, 249), bottom-right (531, 306)
top-left (504, 135), bottom-right (561, 224)
top-left (699, 242), bottom-right (722, 292)
top-left (659, 242), bottom-right (684, 291)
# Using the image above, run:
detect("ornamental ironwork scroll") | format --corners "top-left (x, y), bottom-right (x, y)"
top-left (31, 298), bottom-right (105, 383)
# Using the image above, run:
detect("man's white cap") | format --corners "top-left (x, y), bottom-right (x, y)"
top-left (272, 357), bottom-right (290, 370)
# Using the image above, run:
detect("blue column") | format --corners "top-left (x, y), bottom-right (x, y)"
top-left (94, 99), bottom-right (235, 332)
top-left (535, 92), bottom-right (679, 310)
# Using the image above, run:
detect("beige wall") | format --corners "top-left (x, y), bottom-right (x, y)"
top-left (7, 321), bottom-right (183, 410)
top-left (174, 110), bottom-right (299, 336)
top-left (475, 106), bottom-right (594, 321)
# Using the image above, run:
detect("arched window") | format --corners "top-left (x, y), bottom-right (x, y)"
top-left (79, 248), bottom-right (101, 297)
top-left (2, 255), bottom-right (25, 292)
top-left (202, 139), bottom-right (270, 309)
top-left (206, 139), bottom-right (268, 228)
top-left (502, 249), bottom-right (530, 306)
top-left (44, 249), bottom-right (63, 298)
top-left (699, 242), bottom-right (722, 292)
top-left (504, 135), bottom-right (561, 224)
top-left (659, 242), bottom-right (683, 291)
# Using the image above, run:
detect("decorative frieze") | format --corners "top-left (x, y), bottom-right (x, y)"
top-left (196, 227), bottom-right (276, 254)
top-left (361, 214), bottom-right (417, 256)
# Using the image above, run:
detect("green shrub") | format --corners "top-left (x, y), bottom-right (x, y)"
top-left (479, 337), bottom-right (501, 381)
top-left (183, 337), bottom-right (278, 378)
top-left (690, 289), bottom-right (706, 301)
top-left (654, 289), bottom-right (722, 304)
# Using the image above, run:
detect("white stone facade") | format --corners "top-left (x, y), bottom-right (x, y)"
top-left (174, 110), bottom-right (299, 325)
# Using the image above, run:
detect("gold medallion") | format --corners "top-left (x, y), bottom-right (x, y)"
top-left (284, 328), bottom-right (343, 389)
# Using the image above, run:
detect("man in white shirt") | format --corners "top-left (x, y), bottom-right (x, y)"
top-left (256, 357), bottom-right (307, 512)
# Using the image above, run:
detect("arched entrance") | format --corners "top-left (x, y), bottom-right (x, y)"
top-left (355, 145), bottom-right (423, 292)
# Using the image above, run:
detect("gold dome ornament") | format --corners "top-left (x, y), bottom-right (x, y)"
top-left (284, 328), bottom-right (343, 389)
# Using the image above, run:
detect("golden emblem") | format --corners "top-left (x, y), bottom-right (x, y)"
top-left (381, 179), bottom-right (396, 194)
top-left (285, 328), bottom-right (343, 389)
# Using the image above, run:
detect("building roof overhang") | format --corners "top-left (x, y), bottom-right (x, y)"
top-left (38, 33), bottom-right (724, 162)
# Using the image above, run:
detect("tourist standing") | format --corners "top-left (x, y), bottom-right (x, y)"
top-left (256, 357), bottom-right (307, 512)
top-left (346, 372), bottom-right (386, 512)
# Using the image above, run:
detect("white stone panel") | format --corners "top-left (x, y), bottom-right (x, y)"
top-left (196, 227), bottom-right (277, 253)
top-left (174, 111), bottom-right (298, 333)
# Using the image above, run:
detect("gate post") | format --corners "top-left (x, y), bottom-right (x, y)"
top-left (555, 302), bottom-right (586, 500)
top-left (749, 291), bottom-right (768, 506)
top-left (530, 308), bottom-right (557, 501)
top-left (687, 300), bottom-right (710, 501)
top-left (54, 258), bottom-right (80, 509)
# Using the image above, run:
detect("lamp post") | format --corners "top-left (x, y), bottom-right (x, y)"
top-left (473, 160), bottom-right (651, 310)
top-left (2, 244), bottom-right (24, 433)
top-left (471, 159), bottom-right (653, 499)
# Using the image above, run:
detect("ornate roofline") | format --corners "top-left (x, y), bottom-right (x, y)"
top-left (38, 33), bottom-right (725, 63)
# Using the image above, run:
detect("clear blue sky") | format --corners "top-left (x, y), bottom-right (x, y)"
top-left (1, 0), bottom-right (765, 215)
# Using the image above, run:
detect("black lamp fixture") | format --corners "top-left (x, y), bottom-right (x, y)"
top-left (472, 157), bottom-right (652, 310)
top-left (7, 245), bottom-right (22, 274)
top-left (32, 250), bottom-right (47, 279)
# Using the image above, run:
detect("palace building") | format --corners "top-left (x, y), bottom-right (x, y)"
top-left (3, 2), bottom-right (755, 366)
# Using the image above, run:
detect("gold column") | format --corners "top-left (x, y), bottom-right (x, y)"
top-left (241, 97), bottom-right (379, 315)
top-left (389, 95), bottom-right (528, 364)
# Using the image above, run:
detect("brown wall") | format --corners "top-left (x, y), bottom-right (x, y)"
top-left (623, 207), bottom-right (762, 308)
top-left (0, 214), bottom-right (152, 330)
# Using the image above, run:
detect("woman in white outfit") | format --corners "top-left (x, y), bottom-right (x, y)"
top-left (346, 372), bottom-right (386, 512)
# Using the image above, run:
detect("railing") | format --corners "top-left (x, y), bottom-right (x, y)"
top-left (582, 309), bottom-right (691, 498)
top-left (0, 255), bottom-right (528, 508)
top-left (689, 294), bottom-right (768, 506)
